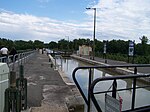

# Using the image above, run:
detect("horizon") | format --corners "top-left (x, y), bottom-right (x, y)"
top-left (0, 36), bottom-right (148, 45)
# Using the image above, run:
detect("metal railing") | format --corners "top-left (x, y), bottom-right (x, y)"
top-left (72, 64), bottom-right (150, 112)
top-left (2, 50), bottom-right (36, 112)
top-left (0, 50), bottom-right (36, 72)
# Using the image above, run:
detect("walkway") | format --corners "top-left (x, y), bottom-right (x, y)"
top-left (71, 55), bottom-right (150, 74)
top-left (23, 51), bottom-right (83, 112)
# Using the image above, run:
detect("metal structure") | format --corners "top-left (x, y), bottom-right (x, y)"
top-left (4, 71), bottom-right (21, 112)
top-left (86, 7), bottom-right (96, 60)
top-left (0, 63), bottom-right (9, 112)
top-left (2, 50), bottom-right (36, 112)
top-left (16, 64), bottom-right (27, 110)
top-left (72, 64), bottom-right (150, 112)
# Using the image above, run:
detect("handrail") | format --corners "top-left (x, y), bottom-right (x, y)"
top-left (0, 50), bottom-right (36, 71)
top-left (72, 64), bottom-right (150, 112)
top-left (90, 74), bottom-right (150, 112)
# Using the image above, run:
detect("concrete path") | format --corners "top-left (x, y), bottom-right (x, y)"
top-left (73, 55), bottom-right (150, 74)
top-left (23, 52), bottom-right (83, 112)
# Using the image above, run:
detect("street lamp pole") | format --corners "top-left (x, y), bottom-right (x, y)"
top-left (86, 8), bottom-right (96, 60)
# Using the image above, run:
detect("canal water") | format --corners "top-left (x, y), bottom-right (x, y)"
top-left (55, 57), bottom-right (150, 111)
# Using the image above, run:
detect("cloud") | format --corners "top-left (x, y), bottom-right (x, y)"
top-left (38, 0), bottom-right (50, 3)
top-left (0, 10), bottom-right (92, 42)
top-left (85, 0), bottom-right (150, 43)
top-left (0, 0), bottom-right (150, 44)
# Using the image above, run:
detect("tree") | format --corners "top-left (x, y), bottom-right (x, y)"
top-left (34, 40), bottom-right (44, 49)
top-left (107, 40), bottom-right (128, 54)
top-left (48, 41), bottom-right (58, 49)
top-left (139, 35), bottom-right (148, 44)
top-left (139, 35), bottom-right (149, 55)
top-left (58, 39), bottom-right (68, 51)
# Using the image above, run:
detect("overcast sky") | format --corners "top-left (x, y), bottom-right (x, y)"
top-left (0, 0), bottom-right (150, 43)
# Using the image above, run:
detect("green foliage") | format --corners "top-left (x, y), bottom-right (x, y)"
top-left (96, 53), bottom-right (150, 64)
top-left (0, 38), bottom-right (14, 49)
top-left (48, 41), bottom-right (57, 49)
top-left (139, 35), bottom-right (149, 44)
top-left (107, 53), bottom-right (127, 62)
top-left (58, 39), bottom-right (68, 50)
top-left (107, 40), bottom-right (128, 54)
top-left (134, 55), bottom-right (150, 64)
top-left (14, 40), bottom-right (34, 50)
top-left (34, 40), bottom-right (44, 49)
top-left (1, 35), bottom-right (150, 64)
top-left (0, 38), bottom-right (44, 51)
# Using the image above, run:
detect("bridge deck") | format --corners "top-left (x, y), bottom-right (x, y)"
top-left (22, 52), bottom-right (83, 112)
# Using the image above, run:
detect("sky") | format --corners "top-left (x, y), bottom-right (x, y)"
top-left (0, 0), bottom-right (150, 43)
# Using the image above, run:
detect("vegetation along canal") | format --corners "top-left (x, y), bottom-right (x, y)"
top-left (55, 57), bottom-right (150, 111)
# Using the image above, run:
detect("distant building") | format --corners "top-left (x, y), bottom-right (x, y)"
top-left (79, 45), bottom-right (92, 56)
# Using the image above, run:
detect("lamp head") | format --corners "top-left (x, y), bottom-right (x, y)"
top-left (86, 8), bottom-right (91, 10)
top-left (86, 7), bottom-right (96, 10)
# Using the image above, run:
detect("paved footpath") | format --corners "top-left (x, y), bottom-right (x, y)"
top-left (23, 52), bottom-right (83, 112)
top-left (74, 55), bottom-right (150, 74)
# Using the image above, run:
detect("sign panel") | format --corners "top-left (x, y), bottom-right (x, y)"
top-left (103, 42), bottom-right (107, 54)
top-left (128, 41), bottom-right (134, 56)
top-left (105, 94), bottom-right (121, 112)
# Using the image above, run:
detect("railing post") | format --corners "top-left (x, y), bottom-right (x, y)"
top-left (61, 56), bottom-right (63, 71)
top-left (88, 68), bottom-right (92, 112)
top-left (4, 71), bottom-right (21, 112)
top-left (112, 79), bottom-right (117, 98)
top-left (131, 78), bottom-right (136, 110)
top-left (134, 67), bottom-right (137, 74)
top-left (16, 64), bottom-right (27, 110)
top-left (131, 67), bottom-right (137, 110)
top-left (72, 67), bottom-right (88, 105)
top-left (55, 57), bottom-right (57, 69)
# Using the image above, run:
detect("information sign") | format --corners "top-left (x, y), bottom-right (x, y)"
top-left (128, 41), bottom-right (134, 56)
top-left (103, 42), bottom-right (107, 54)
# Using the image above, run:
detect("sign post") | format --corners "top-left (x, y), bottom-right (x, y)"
top-left (128, 40), bottom-right (135, 64)
top-left (103, 40), bottom-right (107, 63)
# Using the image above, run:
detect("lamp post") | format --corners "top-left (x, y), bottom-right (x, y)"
top-left (86, 7), bottom-right (96, 60)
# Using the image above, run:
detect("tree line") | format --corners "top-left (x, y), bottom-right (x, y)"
top-left (0, 38), bottom-right (44, 52)
top-left (0, 35), bottom-right (149, 63)
top-left (48, 36), bottom-right (149, 54)
top-left (47, 35), bottom-right (149, 64)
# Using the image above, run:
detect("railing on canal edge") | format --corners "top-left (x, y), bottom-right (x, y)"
top-left (0, 50), bottom-right (36, 112)
top-left (72, 64), bottom-right (150, 112)
top-left (0, 50), bottom-right (36, 73)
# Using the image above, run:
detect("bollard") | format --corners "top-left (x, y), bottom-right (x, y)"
top-left (16, 65), bottom-right (27, 110)
top-left (50, 62), bottom-right (53, 68)
top-left (49, 58), bottom-right (53, 68)
top-left (4, 71), bottom-right (21, 112)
